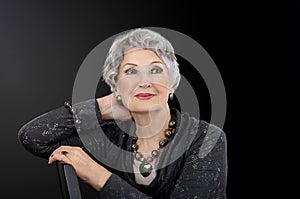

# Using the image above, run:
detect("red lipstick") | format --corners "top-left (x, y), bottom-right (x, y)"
top-left (135, 93), bottom-right (155, 100)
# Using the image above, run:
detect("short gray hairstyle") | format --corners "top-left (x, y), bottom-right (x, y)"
top-left (102, 28), bottom-right (180, 92)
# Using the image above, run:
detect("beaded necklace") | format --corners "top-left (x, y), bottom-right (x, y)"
top-left (131, 115), bottom-right (176, 177)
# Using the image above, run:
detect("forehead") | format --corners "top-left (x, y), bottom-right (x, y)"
top-left (121, 48), bottom-right (163, 66)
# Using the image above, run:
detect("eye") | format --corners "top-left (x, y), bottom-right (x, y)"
top-left (125, 68), bottom-right (137, 75)
top-left (151, 66), bottom-right (163, 74)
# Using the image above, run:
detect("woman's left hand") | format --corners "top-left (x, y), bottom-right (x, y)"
top-left (48, 145), bottom-right (112, 191)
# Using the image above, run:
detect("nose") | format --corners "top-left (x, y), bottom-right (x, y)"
top-left (138, 82), bottom-right (152, 88)
top-left (137, 69), bottom-right (153, 88)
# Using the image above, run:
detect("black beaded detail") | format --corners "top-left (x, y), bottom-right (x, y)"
top-left (70, 108), bottom-right (76, 114)
top-left (64, 101), bottom-right (72, 109)
top-left (64, 100), bottom-right (81, 132)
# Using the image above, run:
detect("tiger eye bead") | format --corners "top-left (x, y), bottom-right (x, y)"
top-left (159, 140), bottom-right (166, 148)
top-left (163, 137), bottom-right (169, 143)
top-left (132, 137), bottom-right (138, 144)
top-left (131, 143), bottom-right (139, 151)
top-left (169, 120), bottom-right (175, 127)
top-left (165, 130), bottom-right (172, 137)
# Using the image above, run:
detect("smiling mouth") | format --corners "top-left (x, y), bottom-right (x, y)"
top-left (135, 93), bottom-right (155, 100)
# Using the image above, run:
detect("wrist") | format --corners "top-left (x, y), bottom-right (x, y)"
top-left (96, 96), bottom-right (112, 120)
top-left (93, 165), bottom-right (112, 191)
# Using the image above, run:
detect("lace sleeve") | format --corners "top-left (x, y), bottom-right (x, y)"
top-left (18, 103), bottom-right (81, 159)
top-left (18, 99), bottom-right (124, 160)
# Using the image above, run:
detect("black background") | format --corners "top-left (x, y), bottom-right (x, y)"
top-left (0, 0), bottom-right (276, 198)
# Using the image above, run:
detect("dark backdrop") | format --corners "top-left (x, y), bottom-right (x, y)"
top-left (0, 1), bottom-right (269, 198)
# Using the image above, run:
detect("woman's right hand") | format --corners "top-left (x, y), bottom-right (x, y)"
top-left (96, 93), bottom-right (132, 121)
top-left (48, 146), bottom-right (112, 191)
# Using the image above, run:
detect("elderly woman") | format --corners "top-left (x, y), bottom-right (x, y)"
top-left (18, 28), bottom-right (227, 198)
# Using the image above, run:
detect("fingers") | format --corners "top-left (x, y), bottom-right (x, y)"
top-left (48, 145), bottom-right (112, 190)
top-left (48, 146), bottom-right (82, 165)
top-left (48, 152), bottom-right (71, 164)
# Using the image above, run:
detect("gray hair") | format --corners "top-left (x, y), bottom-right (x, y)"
top-left (102, 28), bottom-right (180, 92)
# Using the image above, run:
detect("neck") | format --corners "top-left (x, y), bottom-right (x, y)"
top-left (131, 106), bottom-right (171, 152)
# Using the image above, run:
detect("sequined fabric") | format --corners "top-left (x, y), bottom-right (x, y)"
top-left (18, 99), bottom-right (227, 198)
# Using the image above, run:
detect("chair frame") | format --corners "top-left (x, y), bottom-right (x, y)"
top-left (56, 162), bottom-right (82, 199)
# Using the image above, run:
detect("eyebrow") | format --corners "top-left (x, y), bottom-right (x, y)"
top-left (121, 63), bottom-right (138, 69)
top-left (121, 61), bottom-right (164, 70)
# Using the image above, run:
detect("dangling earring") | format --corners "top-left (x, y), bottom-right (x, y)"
top-left (169, 93), bottom-right (174, 100)
top-left (116, 95), bottom-right (122, 102)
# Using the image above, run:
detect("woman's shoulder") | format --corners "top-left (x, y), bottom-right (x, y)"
top-left (174, 108), bottom-right (225, 135)
top-left (173, 108), bottom-right (226, 154)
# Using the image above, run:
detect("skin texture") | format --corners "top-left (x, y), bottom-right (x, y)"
top-left (48, 146), bottom-right (111, 191)
top-left (116, 48), bottom-right (171, 114)
top-left (48, 49), bottom-right (173, 191)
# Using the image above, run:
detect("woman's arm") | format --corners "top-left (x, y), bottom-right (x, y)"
top-left (18, 104), bottom-right (81, 158)
top-left (48, 145), bottom-right (151, 197)
top-left (18, 94), bottom-right (130, 159)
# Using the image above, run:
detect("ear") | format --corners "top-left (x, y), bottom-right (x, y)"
top-left (114, 82), bottom-right (120, 92)
top-left (170, 88), bottom-right (175, 94)
top-left (113, 86), bottom-right (118, 93)
top-left (169, 83), bottom-right (175, 93)
top-left (114, 91), bottom-right (119, 98)
top-left (114, 85), bottom-right (120, 93)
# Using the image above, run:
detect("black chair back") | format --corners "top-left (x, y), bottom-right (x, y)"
top-left (56, 162), bottom-right (82, 199)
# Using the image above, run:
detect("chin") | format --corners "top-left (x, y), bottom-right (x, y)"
top-left (128, 103), bottom-right (163, 113)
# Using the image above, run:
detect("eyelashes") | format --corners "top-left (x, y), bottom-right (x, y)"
top-left (124, 65), bottom-right (164, 75)
top-left (151, 67), bottom-right (163, 74)
top-left (125, 68), bottom-right (137, 75)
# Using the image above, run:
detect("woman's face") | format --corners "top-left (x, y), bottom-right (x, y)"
top-left (116, 48), bottom-right (171, 112)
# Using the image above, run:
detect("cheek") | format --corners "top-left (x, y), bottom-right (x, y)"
top-left (155, 85), bottom-right (170, 99)
top-left (116, 78), bottom-right (136, 95)
top-left (153, 77), bottom-right (171, 92)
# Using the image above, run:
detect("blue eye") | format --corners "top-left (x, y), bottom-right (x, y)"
top-left (125, 68), bottom-right (137, 75)
top-left (151, 67), bottom-right (163, 74)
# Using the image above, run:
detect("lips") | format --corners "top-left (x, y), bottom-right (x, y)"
top-left (135, 93), bottom-right (155, 100)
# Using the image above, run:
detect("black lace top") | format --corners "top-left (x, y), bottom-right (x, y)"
top-left (18, 99), bottom-right (227, 199)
